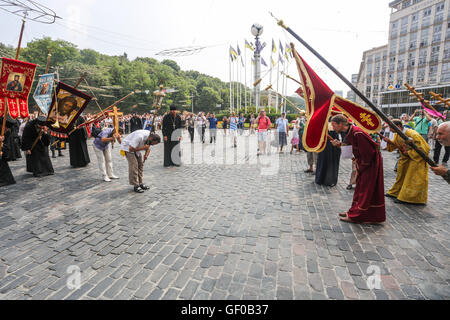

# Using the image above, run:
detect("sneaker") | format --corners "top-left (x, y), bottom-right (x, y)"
top-left (103, 176), bottom-right (112, 182)
top-left (109, 175), bottom-right (120, 180)
top-left (134, 186), bottom-right (145, 193)
top-left (140, 184), bottom-right (150, 190)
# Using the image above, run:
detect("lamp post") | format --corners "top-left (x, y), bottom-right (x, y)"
top-left (251, 24), bottom-right (263, 113)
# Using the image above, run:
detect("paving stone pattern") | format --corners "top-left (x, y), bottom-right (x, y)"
top-left (0, 130), bottom-right (449, 300)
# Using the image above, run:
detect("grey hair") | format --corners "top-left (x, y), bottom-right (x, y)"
top-left (438, 121), bottom-right (450, 132)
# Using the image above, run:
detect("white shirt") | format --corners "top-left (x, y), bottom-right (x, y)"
top-left (121, 130), bottom-right (150, 156)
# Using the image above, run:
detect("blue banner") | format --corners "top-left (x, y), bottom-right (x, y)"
top-left (33, 73), bottom-right (54, 114)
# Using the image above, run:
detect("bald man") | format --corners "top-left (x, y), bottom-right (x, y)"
top-left (430, 122), bottom-right (450, 184)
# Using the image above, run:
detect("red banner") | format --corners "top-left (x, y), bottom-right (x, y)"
top-left (291, 45), bottom-right (381, 153)
top-left (0, 57), bottom-right (37, 119)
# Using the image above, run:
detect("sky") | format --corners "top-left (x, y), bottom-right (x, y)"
top-left (0, 0), bottom-right (393, 95)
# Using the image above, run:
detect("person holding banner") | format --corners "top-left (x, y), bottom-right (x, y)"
top-left (21, 116), bottom-right (54, 178)
top-left (331, 115), bottom-right (385, 224)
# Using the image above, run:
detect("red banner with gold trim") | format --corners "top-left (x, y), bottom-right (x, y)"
top-left (291, 46), bottom-right (381, 153)
top-left (0, 57), bottom-right (37, 119)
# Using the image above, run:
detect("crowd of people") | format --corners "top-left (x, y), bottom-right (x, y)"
top-left (1, 106), bottom-right (449, 223)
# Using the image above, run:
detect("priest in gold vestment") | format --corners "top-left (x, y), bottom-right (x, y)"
top-left (383, 119), bottom-right (430, 205)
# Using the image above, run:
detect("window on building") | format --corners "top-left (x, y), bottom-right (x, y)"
top-left (408, 52), bottom-right (416, 67)
top-left (422, 7), bottom-right (432, 28)
top-left (400, 17), bottom-right (409, 35)
top-left (444, 42), bottom-right (450, 59)
top-left (375, 62), bottom-right (381, 74)
top-left (399, 35), bottom-right (407, 53)
top-left (406, 70), bottom-right (414, 84)
top-left (391, 20), bottom-right (398, 38)
top-left (403, 0), bottom-right (412, 9)
top-left (432, 24), bottom-right (442, 43)
top-left (430, 45), bottom-right (440, 63)
top-left (436, 1), bottom-right (445, 13)
top-left (429, 65), bottom-right (437, 83)
top-left (366, 86), bottom-right (372, 96)
top-left (390, 38), bottom-right (398, 55)
top-left (446, 22), bottom-right (450, 40)
top-left (409, 32), bottom-right (417, 50)
top-left (417, 67), bottom-right (426, 83)
top-left (389, 56), bottom-right (396, 72)
top-left (441, 62), bottom-right (450, 82)
top-left (420, 28), bottom-right (429, 47)
top-left (435, 2), bottom-right (444, 24)
top-left (397, 54), bottom-right (405, 71)
top-left (419, 48), bottom-right (428, 66)
top-left (397, 72), bottom-right (404, 85)
top-left (411, 13), bottom-right (419, 32)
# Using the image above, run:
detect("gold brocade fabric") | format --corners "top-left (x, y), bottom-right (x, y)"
top-left (387, 129), bottom-right (431, 204)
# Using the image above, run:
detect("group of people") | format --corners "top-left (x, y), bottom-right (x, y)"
top-left (302, 109), bottom-right (450, 225)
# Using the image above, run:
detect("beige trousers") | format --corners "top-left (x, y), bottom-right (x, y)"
top-left (125, 152), bottom-right (144, 186)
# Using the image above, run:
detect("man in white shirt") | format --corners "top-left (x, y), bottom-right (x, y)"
top-left (121, 130), bottom-right (161, 193)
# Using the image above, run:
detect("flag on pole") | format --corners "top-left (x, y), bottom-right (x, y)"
top-left (251, 58), bottom-right (255, 65)
top-left (237, 44), bottom-right (241, 56)
top-left (272, 39), bottom-right (277, 53)
top-left (279, 41), bottom-right (284, 54)
top-left (261, 57), bottom-right (268, 67)
top-left (271, 57), bottom-right (276, 67)
top-left (245, 40), bottom-right (254, 51)
top-left (241, 56), bottom-right (245, 68)
top-left (279, 54), bottom-right (284, 65)
top-left (256, 41), bottom-right (263, 54)
top-left (230, 46), bottom-right (238, 59)
top-left (291, 45), bottom-right (381, 152)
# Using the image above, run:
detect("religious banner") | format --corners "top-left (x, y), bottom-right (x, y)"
top-left (291, 46), bottom-right (381, 153)
top-left (46, 81), bottom-right (92, 133)
top-left (0, 57), bottom-right (37, 119)
top-left (33, 73), bottom-right (55, 115)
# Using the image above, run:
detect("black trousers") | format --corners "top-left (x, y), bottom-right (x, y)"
top-left (434, 140), bottom-right (450, 163)
top-left (188, 127), bottom-right (195, 143)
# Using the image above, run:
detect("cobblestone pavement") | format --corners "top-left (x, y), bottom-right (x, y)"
top-left (0, 129), bottom-right (449, 300)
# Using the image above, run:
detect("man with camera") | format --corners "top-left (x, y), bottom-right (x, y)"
top-left (409, 109), bottom-right (430, 142)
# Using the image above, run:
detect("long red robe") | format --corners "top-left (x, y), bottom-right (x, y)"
top-left (345, 126), bottom-right (386, 223)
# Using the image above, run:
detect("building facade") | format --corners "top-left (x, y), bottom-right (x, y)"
top-left (356, 0), bottom-right (450, 117)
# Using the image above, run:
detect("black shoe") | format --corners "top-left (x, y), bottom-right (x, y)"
top-left (58, 153), bottom-right (64, 157)
top-left (134, 186), bottom-right (145, 193)
top-left (346, 185), bottom-right (353, 190)
top-left (140, 184), bottom-right (150, 190)
top-left (385, 193), bottom-right (396, 199)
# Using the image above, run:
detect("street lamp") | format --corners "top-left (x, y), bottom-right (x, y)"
top-left (251, 23), bottom-right (263, 112)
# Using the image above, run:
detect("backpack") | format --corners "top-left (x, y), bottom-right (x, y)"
top-left (91, 127), bottom-right (103, 139)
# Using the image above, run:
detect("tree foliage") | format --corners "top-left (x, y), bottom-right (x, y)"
top-left (2, 37), bottom-right (305, 115)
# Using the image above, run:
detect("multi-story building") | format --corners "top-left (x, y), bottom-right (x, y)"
top-left (346, 74), bottom-right (359, 102)
top-left (356, 0), bottom-right (450, 117)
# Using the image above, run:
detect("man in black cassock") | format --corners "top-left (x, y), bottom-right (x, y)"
top-left (315, 128), bottom-right (342, 187)
top-left (162, 106), bottom-right (182, 167)
top-left (0, 117), bottom-right (16, 187)
top-left (130, 113), bottom-right (143, 133)
top-left (1, 117), bottom-right (21, 161)
top-left (68, 115), bottom-right (90, 168)
top-left (21, 116), bottom-right (54, 177)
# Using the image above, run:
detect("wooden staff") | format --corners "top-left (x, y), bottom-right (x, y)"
top-left (68, 91), bottom-right (135, 135)
top-left (405, 83), bottom-right (438, 113)
top-left (272, 14), bottom-right (437, 167)
top-left (430, 91), bottom-right (450, 109)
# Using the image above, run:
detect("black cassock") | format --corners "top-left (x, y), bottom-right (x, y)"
top-left (2, 119), bottom-right (21, 161)
top-left (68, 116), bottom-right (90, 168)
top-left (130, 117), bottom-right (143, 133)
top-left (315, 130), bottom-right (342, 187)
top-left (0, 129), bottom-right (16, 187)
top-left (21, 120), bottom-right (54, 177)
top-left (162, 113), bottom-right (182, 167)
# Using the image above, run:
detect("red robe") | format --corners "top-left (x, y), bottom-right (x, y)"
top-left (345, 126), bottom-right (386, 223)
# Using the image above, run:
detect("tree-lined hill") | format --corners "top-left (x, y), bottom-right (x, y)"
top-left (0, 38), bottom-right (305, 114)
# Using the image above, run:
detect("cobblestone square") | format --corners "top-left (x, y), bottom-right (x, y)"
top-left (0, 130), bottom-right (449, 300)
